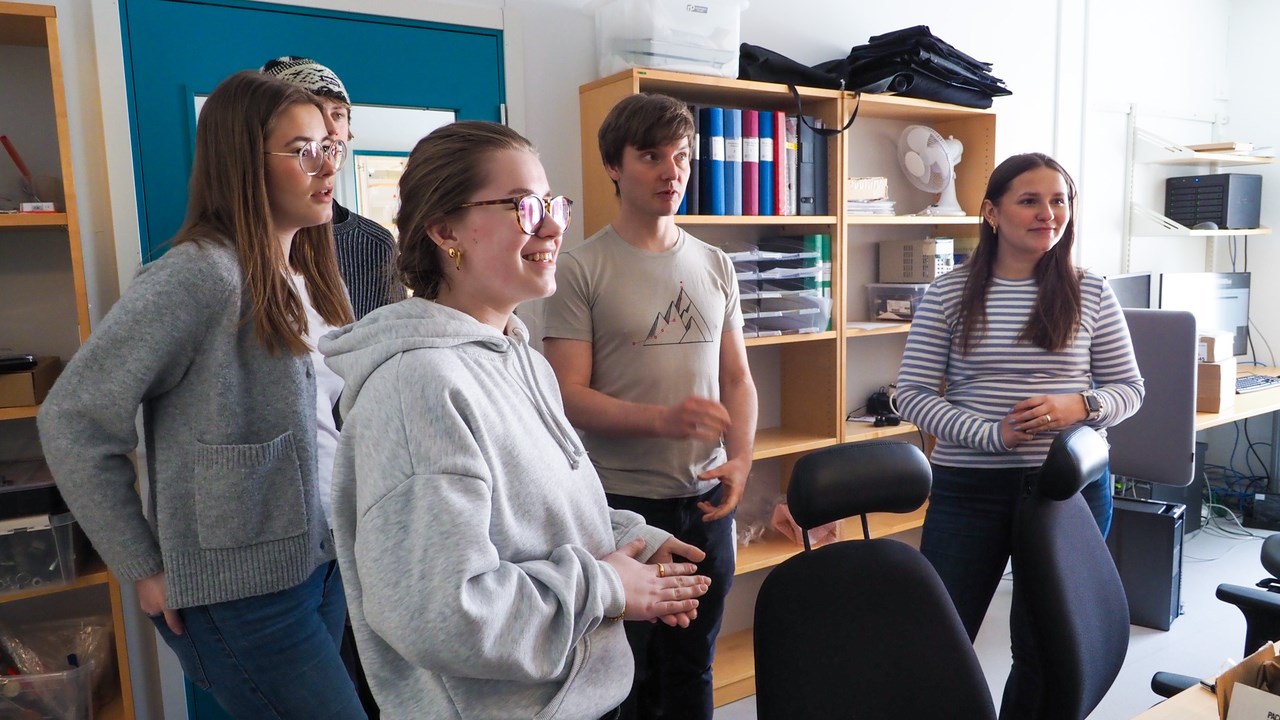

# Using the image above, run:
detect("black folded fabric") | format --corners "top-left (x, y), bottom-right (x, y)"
top-left (739, 43), bottom-right (846, 89)
top-left (739, 25), bottom-right (1009, 109)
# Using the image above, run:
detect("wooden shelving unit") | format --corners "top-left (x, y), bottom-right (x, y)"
top-left (0, 3), bottom-right (135, 717)
top-left (580, 68), bottom-right (996, 708)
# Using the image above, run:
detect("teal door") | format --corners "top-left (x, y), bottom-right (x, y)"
top-left (121, 0), bottom-right (505, 261)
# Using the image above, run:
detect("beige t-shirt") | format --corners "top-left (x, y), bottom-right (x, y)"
top-left (543, 226), bottom-right (742, 500)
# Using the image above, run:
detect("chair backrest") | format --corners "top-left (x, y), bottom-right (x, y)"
top-left (787, 440), bottom-right (932, 546)
top-left (1013, 425), bottom-right (1130, 720)
top-left (755, 441), bottom-right (996, 720)
top-left (1107, 308), bottom-right (1197, 486)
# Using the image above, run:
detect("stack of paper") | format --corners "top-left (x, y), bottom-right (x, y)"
top-left (847, 199), bottom-right (896, 216)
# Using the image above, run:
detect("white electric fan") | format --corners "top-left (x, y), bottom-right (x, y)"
top-left (896, 124), bottom-right (966, 216)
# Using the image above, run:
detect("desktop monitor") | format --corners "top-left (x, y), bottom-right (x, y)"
top-left (1158, 272), bottom-right (1250, 356)
top-left (1106, 272), bottom-right (1153, 309)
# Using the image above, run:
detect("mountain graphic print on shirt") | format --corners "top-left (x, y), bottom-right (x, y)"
top-left (644, 284), bottom-right (714, 345)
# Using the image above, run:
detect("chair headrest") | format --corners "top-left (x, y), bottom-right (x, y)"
top-left (1038, 425), bottom-right (1110, 501)
top-left (788, 441), bottom-right (931, 530)
top-left (1261, 534), bottom-right (1280, 579)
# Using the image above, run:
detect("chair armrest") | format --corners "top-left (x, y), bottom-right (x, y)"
top-left (1150, 671), bottom-right (1200, 699)
top-left (1217, 583), bottom-right (1280, 613)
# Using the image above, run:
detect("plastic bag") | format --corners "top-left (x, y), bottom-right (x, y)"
top-left (0, 616), bottom-right (112, 718)
top-left (771, 501), bottom-right (839, 548)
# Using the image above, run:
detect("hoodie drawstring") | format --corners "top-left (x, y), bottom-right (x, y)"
top-left (509, 335), bottom-right (585, 470)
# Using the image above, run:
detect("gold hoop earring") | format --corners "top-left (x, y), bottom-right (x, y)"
top-left (446, 246), bottom-right (462, 271)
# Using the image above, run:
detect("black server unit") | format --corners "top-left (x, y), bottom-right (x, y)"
top-left (1106, 497), bottom-right (1185, 631)
top-left (1164, 173), bottom-right (1262, 229)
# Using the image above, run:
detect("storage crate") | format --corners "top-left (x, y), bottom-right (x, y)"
top-left (866, 283), bottom-right (929, 322)
top-left (594, 0), bottom-right (747, 79)
top-left (745, 296), bottom-right (831, 336)
top-left (0, 663), bottom-right (92, 719)
top-left (0, 513), bottom-right (88, 596)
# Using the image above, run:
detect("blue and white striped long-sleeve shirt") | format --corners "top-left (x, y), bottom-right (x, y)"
top-left (895, 267), bottom-right (1144, 468)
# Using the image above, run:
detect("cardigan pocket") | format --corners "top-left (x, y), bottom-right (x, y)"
top-left (192, 431), bottom-right (306, 549)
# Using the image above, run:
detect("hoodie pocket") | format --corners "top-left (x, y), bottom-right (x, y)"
top-left (193, 432), bottom-right (306, 549)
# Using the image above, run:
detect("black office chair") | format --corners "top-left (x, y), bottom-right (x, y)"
top-left (1151, 533), bottom-right (1280, 698)
top-left (1012, 424), bottom-right (1131, 720)
top-left (1219, 533), bottom-right (1280, 655)
top-left (753, 440), bottom-right (998, 720)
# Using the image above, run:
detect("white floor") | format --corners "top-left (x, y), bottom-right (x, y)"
top-left (715, 513), bottom-right (1274, 720)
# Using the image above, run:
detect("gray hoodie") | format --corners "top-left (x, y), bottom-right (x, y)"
top-left (321, 298), bottom-right (671, 719)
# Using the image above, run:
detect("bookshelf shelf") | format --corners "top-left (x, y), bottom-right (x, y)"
top-left (679, 214), bottom-right (838, 225)
top-left (0, 212), bottom-right (68, 228)
top-left (846, 214), bottom-right (981, 226)
top-left (0, 404), bottom-right (39, 421)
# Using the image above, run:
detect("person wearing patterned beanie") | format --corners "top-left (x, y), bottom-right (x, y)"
top-left (262, 56), bottom-right (406, 320)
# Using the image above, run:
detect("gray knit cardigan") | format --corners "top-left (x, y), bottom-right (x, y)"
top-left (38, 240), bottom-right (333, 608)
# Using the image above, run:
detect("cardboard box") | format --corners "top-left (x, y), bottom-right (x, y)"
top-left (0, 356), bottom-right (62, 408)
top-left (1200, 331), bottom-right (1236, 363)
top-left (1197, 357), bottom-right (1236, 413)
top-left (1217, 642), bottom-right (1280, 718)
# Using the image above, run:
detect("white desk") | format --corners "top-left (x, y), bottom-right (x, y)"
top-left (1130, 685), bottom-right (1216, 719)
top-left (1195, 367), bottom-right (1280, 491)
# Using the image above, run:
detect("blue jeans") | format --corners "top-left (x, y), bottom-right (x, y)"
top-left (607, 485), bottom-right (735, 720)
top-left (152, 561), bottom-right (366, 719)
top-left (920, 464), bottom-right (1112, 720)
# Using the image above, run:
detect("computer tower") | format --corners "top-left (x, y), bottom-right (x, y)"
top-left (1164, 173), bottom-right (1262, 229)
top-left (1132, 441), bottom-right (1207, 533)
top-left (1107, 497), bottom-right (1185, 631)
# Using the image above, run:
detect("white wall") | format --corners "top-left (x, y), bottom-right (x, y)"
top-left (1226, 0), bottom-right (1280, 371)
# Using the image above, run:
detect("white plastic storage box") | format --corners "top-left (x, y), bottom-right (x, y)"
top-left (0, 512), bottom-right (88, 596)
top-left (867, 283), bottom-right (929, 322)
top-left (0, 663), bottom-right (93, 719)
top-left (594, 0), bottom-right (748, 79)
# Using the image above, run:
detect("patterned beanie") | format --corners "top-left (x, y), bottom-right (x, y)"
top-left (260, 56), bottom-right (350, 105)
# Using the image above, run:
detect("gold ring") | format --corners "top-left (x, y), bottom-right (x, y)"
top-left (658, 564), bottom-right (666, 578)
top-left (1045, 414), bottom-right (1052, 424)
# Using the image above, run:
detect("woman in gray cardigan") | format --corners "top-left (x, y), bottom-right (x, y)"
top-left (39, 71), bottom-right (364, 718)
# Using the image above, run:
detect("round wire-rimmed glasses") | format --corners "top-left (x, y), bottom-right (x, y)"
top-left (456, 194), bottom-right (573, 235)
top-left (265, 139), bottom-right (347, 176)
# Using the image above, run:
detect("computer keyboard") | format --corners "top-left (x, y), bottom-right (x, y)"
top-left (1236, 374), bottom-right (1280, 394)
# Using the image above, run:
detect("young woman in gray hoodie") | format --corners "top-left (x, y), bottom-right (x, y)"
top-left (321, 121), bottom-right (711, 719)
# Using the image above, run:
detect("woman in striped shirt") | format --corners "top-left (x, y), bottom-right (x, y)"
top-left (895, 152), bottom-right (1144, 718)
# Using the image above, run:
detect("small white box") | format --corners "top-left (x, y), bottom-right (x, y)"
top-left (594, 0), bottom-right (747, 79)
top-left (19, 201), bottom-right (55, 212)
top-left (847, 177), bottom-right (888, 201)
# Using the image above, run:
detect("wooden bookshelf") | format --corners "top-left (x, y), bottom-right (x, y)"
top-left (580, 68), bottom-right (992, 708)
top-left (0, 3), bottom-right (133, 717)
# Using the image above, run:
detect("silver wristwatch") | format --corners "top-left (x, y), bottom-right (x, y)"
top-left (1081, 390), bottom-right (1103, 422)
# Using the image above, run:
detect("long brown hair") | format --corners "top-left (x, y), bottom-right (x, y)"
top-left (396, 121), bottom-right (537, 299)
top-left (957, 152), bottom-right (1082, 354)
top-left (174, 70), bottom-right (352, 355)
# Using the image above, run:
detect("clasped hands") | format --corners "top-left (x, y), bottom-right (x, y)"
top-left (1000, 392), bottom-right (1088, 448)
top-left (603, 537), bottom-right (710, 628)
